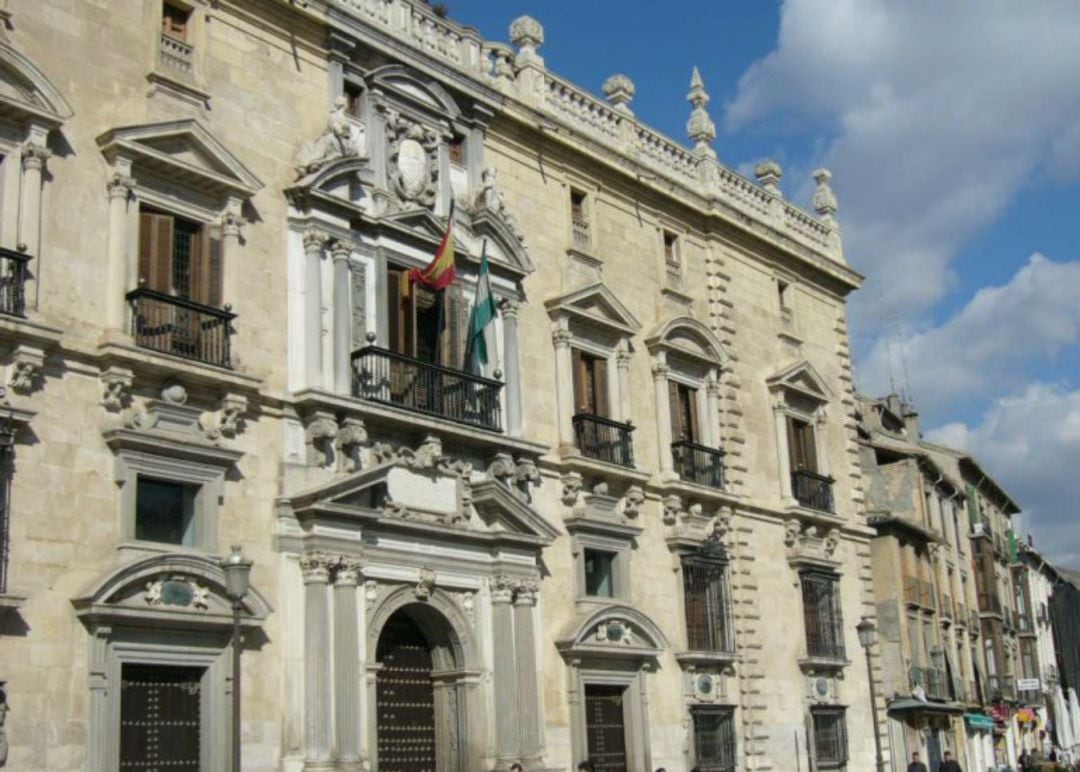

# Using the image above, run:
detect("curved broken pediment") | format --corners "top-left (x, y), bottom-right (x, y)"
top-left (368, 63), bottom-right (462, 121)
top-left (71, 553), bottom-right (272, 630)
top-left (556, 603), bottom-right (668, 659)
top-left (0, 41), bottom-right (73, 128)
top-left (646, 315), bottom-right (726, 366)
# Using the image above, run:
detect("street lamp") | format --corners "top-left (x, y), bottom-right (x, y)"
top-left (857, 617), bottom-right (887, 772)
top-left (221, 545), bottom-right (253, 772)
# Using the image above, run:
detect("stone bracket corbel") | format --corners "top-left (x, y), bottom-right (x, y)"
top-left (100, 365), bottom-right (134, 412)
top-left (203, 392), bottom-right (249, 441)
top-left (304, 410), bottom-right (339, 468)
top-left (334, 416), bottom-right (367, 472)
top-left (7, 344), bottom-right (44, 396)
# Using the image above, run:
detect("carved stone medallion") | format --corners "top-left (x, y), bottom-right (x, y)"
top-left (396, 138), bottom-right (429, 198)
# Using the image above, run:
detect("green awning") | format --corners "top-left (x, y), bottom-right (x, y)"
top-left (965, 713), bottom-right (995, 730)
top-left (888, 698), bottom-right (964, 716)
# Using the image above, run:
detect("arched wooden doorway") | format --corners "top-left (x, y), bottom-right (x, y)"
top-left (376, 611), bottom-right (437, 771)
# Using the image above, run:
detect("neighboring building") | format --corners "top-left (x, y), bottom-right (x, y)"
top-left (1050, 568), bottom-right (1080, 760)
top-left (858, 395), bottom-right (982, 772)
top-left (0, 1), bottom-right (884, 771)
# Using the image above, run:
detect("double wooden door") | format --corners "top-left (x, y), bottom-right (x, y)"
top-left (584, 684), bottom-right (628, 771)
top-left (119, 663), bottom-right (203, 771)
top-left (376, 614), bottom-right (437, 772)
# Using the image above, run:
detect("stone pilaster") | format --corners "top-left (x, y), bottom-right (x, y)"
top-left (652, 360), bottom-right (673, 477)
top-left (19, 138), bottom-right (49, 260)
top-left (491, 575), bottom-right (520, 765)
top-left (514, 580), bottom-right (543, 765)
top-left (615, 345), bottom-right (632, 423)
top-left (501, 299), bottom-right (522, 437)
top-left (301, 552), bottom-right (334, 768)
top-left (334, 557), bottom-right (364, 769)
top-left (104, 163), bottom-right (135, 332)
top-left (331, 240), bottom-right (354, 395)
top-left (552, 323), bottom-right (574, 451)
top-left (220, 197), bottom-right (243, 314)
top-left (302, 229), bottom-right (328, 390)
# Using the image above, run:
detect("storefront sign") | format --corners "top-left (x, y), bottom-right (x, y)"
top-left (965, 713), bottom-right (996, 731)
top-left (1017, 707), bottom-right (1037, 724)
top-left (1017, 678), bottom-right (1041, 692)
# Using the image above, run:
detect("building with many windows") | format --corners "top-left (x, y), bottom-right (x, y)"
top-left (0, 1), bottom-right (883, 770)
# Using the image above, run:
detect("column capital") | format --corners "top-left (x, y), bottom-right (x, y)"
top-left (222, 211), bottom-right (243, 239)
top-left (21, 143), bottom-right (51, 172)
top-left (300, 551), bottom-right (333, 582)
top-left (330, 238), bottom-right (355, 262)
top-left (105, 172), bottom-right (136, 201)
top-left (303, 228), bottom-right (330, 253)
top-left (651, 362), bottom-right (669, 379)
top-left (551, 327), bottom-right (572, 349)
top-left (335, 556), bottom-right (365, 585)
top-left (616, 348), bottom-right (633, 367)
top-left (514, 579), bottom-right (540, 606)
top-left (492, 574), bottom-right (518, 603)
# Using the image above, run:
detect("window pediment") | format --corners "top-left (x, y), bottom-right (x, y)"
top-left (0, 41), bottom-right (73, 128)
top-left (767, 360), bottom-right (833, 404)
top-left (368, 64), bottom-right (462, 121)
top-left (545, 282), bottom-right (641, 337)
top-left (646, 316), bottom-right (725, 367)
top-left (71, 553), bottom-right (272, 629)
top-left (97, 119), bottom-right (263, 200)
top-left (556, 603), bottom-right (668, 659)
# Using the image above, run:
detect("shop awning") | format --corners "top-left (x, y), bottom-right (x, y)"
top-left (888, 698), bottom-right (964, 717)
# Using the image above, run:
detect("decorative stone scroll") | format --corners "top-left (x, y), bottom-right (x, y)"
top-left (294, 96), bottom-right (366, 178)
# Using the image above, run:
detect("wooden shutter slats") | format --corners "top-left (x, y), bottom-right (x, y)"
top-left (139, 212), bottom-right (174, 293)
top-left (594, 356), bottom-right (609, 418)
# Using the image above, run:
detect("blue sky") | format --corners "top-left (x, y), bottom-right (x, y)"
top-left (449, 0), bottom-right (1080, 566)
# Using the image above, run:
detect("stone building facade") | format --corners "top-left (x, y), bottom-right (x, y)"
top-left (0, 1), bottom-right (882, 770)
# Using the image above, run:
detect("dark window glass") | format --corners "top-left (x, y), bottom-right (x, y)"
top-left (692, 706), bottom-right (736, 772)
top-left (584, 549), bottom-right (616, 598)
top-left (135, 478), bottom-right (195, 545)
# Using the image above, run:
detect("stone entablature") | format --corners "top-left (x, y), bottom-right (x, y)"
top-left (306, 0), bottom-right (850, 271)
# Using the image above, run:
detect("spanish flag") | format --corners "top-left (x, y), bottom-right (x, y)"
top-left (404, 202), bottom-right (455, 298)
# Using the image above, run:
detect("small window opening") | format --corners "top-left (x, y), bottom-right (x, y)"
top-left (584, 549), bottom-right (616, 598)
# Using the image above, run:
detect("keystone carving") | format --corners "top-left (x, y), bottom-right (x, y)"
top-left (415, 567), bottom-right (436, 600)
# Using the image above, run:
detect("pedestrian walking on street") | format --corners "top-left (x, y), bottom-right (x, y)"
top-left (940, 750), bottom-right (963, 772)
top-left (907, 751), bottom-right (929, 772)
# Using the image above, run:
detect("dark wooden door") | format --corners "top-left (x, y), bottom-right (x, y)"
top-left (120, 663), bottom-right (203, 771)
top-left (376, 613), bottom-right (437, 772)
top-left (585, 684), bottom-right (628, 771)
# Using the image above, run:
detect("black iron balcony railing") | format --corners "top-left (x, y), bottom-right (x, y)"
top-left (127, 288), bottom-right (235, 368)
top-left (791, 468), bottom-right (834, 512)
top-left (0, 248), bottom-right (29, 318)
top-left (910, 667), bottom-right (947, 700)
top-left (672, 439), bottom-right (725, 489)
top-left (352, 345), bottom-right (503, 431)
top-left (573, 413), bottom-right (634, 467)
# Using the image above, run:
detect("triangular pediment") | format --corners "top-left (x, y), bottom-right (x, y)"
top-left (767, 360), bottom-right (833, 402)
top-left (0, 42), bottom-right (73, 128)
top-left (545, 282), bottom-right (642, 335)
top-left (470, 479), bottom-right (560, 542)
top-left (97, 119), bottom-right (263, 199)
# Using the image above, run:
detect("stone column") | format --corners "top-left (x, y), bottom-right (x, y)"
top-left (705, 369), bottom-right (722, 449)
top-left (491, 575), bottom-right (520, 766)
top-left (500, 299), bottom-right (522, 437)
top-left (552, 322), bottom-right (575, 452)
top-left (514, 580), bottom-right (543, 765)
top-left (303, 230), bottom-right (327, 390)
top-left (301, 552), bottom-right (334, 768)
top-left (19, 138), bottom-right (49, 260)
top-left (652, 360), bottom-right (673, 478)
top-left (334, 557), bottom-right (364, 769)
top-left (615, 345), bottom-right (632, 423)
top-left (105, 165), bottom-right (135, 333)
top-left (331, 240), bottom-right (354, 396)
top-left (772, 398), bottom-right (796, 505)
top-left (221, 196), bottom-right (243, 312)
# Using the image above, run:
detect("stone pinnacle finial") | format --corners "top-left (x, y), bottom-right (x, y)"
top-left (812, 168), bottom-right (838, 225)
top-left (686, 67), bottom-right (716, 156)
top-left (754, 159), bottom-right (783, 197)
top-left (603, 74), bottom-right (635, 115)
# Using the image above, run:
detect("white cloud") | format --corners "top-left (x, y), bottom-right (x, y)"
top-left (858, 254), bottom-right (1080, 418)
top-left (925, 384), bottom-right (1080, 568)
top-left (724, 0), bottom-right (1080, 333)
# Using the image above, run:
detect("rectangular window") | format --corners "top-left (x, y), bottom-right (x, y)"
top-left (384, 265), bottom-right (464, 366)
top-left (778, 279), bottom-right (790, 310)
top-left (811, 707), bottom-right (848, 768)
top-left (663, 230), bottom-right (679, 265)
top-left (448, 135), bottom-right (466, 166)
top-left (801, 572), bottom-right (845, 660)
top-left (138, 209), bottom-right (222, 306)
top-left (683, 557), bottom-right (734, 652)
top-left (669, 381), bottom-right (699, 443)
top-left (135, 478), bottom-right (197, 545)
top-left (344, 82), bottom-right (363, 117)
top-left (0, 447), bottom-right (11, 595)
top-left (161, 2), bottom-right (191, 41)
top-left (584, 549), bottom-right (616, 598)
top-left (570, 188), bottom-right (590, 248)
top-left (786, 416), bottom-right (817, 472)
top-left (572, 349), bottom-right (609, 418)
top-left (692, 706), bottom-right (737, 772)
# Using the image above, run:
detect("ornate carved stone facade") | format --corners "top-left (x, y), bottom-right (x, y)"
top-left (0, 2), bottom-right (879, 771)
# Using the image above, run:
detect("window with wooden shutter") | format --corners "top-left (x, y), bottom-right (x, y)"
top-left (384, 264), bottom-right (449, 366)
top-left (139, 211), bottom-right (174, 293)
top-left (682, 555), bottom-right (733, 652)
top-left (137, 209), bottom-right (221, 307)
top-left (670, 381), bottom-right (699, 443)
top-left (786, 416), bottom-right (817, 472)
top-left (572, 349), bottom-right (609, 418)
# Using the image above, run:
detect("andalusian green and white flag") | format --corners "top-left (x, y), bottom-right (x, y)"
top-left (466, 242), bottom-right (498, 373)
